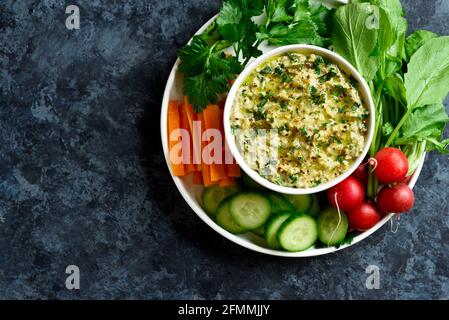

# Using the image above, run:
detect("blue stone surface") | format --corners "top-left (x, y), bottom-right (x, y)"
top-left (0, 0), bottom-right (448, 299)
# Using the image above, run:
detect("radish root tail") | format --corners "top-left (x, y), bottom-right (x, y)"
top-left (329, 193), bottom-right (342, 246)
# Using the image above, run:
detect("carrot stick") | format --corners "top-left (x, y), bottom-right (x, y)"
top-left (203, 105), bottom-right (226, 182)
top-left (184, 97), bottom-right (201, 171)
top-left (198, 113), bottom-right (216, 187)
top-left (168, 100), bottom-right (185, 176)
top-left (219, 176), bottom-right (236, 187)
top-left (179, 103), bottom-right (195, 174)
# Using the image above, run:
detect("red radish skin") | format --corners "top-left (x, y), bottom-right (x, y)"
top-left (377, 183), bottom-right (415, 213)
top-left (347, 202), bottom-right (381, 231)
top-left (327, 176), bottom-right (365, 212)
top-left (374, 147), bottom-right (409, 184)
top-left (352, 164), bottom-right (368, 186)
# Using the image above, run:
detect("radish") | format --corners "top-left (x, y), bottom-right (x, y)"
top-left (377, 183), bottom-right (415, 213)
top-left (347, 202), bottom-right (381, 231)
top-left (352, 164), bottom-right (368, 186)
top-left (327, 176), bottom-right (365, 212)
top-left (373, 147), bottom-right (408, 184)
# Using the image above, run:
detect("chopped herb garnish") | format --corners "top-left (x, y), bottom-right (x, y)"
top-left (333, 84), bottom-right (346, 97)
top-left (280, 101), bottom-right (288, 110)
top-left (259, 66), bottom-right (273, 75)
top-left (314, 56), bottom-right (324, 75)
top-left (310, 86), bottom-right (326, 105)
top-left (319, 67), bottom-right (338, 83)
top-left (287, 53), bottom-right (299, 63)
top-left (337, 155), bottom-right (345, 163)
top-left (349, 76), bottom-right (359, 88)
top-left (352, 102), bottom-right (361, 111)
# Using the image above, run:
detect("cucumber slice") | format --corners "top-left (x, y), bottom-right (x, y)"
top-left (241, 173), bottom-right (265, 191)
top-left (229, 193), bottom-right (271, 230)
top-left (202, 185), bottom-right (239, 216)
top-left (285, 194), bottom-right (313, 213)
top-left (317, 207), bottom-right (349, 246)
top-left (308, 194), bottom-right (321, 218)
top-left (216, 199), bottom-right (248, 234)
top-left (277, 214), bottom-right (318, 252)
top-left (264, 211), bottom-right (293, 249)
top-left (253, 226), bottom-right (265, 237)
top-left (268, 193), bottom-right (294, 214)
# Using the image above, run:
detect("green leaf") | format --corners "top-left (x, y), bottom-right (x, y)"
top-left (331, 3), bottom-right (380, 82)
top-left (396, 103), bottom-right (449, 153)
top-left (265, 0), bottom-right (290, 22)
top-left (183, 73), bottom-right (229, 112)
top-left (178, 36), bottom-right (210, 76)
top-left (405, 36), bottom-right (449, 109)
top-left (258, 18), bottom-right (326, 46)
top-left (384, 73), bottom-right (406, 106)
top-left (405, 30), bottom-right (439, 62)
top-left (217, 1), bottom-right (243, 42)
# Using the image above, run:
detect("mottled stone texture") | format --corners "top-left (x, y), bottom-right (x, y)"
top-left (0, 0), bottom-right (448, 300)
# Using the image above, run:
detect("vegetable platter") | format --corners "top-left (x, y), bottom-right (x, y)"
top-left (160, 0), bottom-right (449, 257)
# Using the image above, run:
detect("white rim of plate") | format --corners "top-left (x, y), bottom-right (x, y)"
top-left (160, 13), bottom-right (425, 257)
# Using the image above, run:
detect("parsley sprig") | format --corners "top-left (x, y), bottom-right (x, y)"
top-left (178, 0), bottom-right (332, 112)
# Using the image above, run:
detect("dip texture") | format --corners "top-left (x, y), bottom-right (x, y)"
top-left (230, 52), bottom-right (369, 188)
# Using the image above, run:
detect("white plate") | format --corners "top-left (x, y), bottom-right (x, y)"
top-left (160, 5), bottom-right (425, 257)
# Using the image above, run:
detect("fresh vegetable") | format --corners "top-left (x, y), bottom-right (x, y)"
top-left (229, 192), bottom-right (271, 229)
top-left (331, 1), bottom-right (449, 198)
top-left (347, 202), bottom-right (381, 231)
top-left (374, 147), bottom-right (408, 184)
top-left (168, 100), bottom-right (185, 176)
top-left (178, 0), bottom-right (332, 111)
top-left (216, 198), bottom-right (248, 234)
top-left (317, 207), bottom-right (349, 246)
top-left (203, 105), bottom-right (226, 182)
top-left (277, 214), bottom-right (318, 252)
top-left (268, 193), bottom-right (295, 214)
top-left (327, 176), bottom-right (365, 212)
top-left (308, 194), bottom-right (321, 218)
top-left (352, 163), bottom-right (368, 186)
top-left (377, 183), bottom-right (415, 213)
top-left (168, 99), bottom-right (240, 186)
top-left (285, 194), bottom-right (313, 213)
top-left (202, 185), bottom-right (240, 215)
top-left (264, 211), bottom-right (292, 249)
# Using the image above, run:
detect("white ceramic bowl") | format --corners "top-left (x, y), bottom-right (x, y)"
top-left (224, 45), bottom-right (375, 195)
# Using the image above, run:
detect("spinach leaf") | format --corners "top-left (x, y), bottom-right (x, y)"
top-left (396, 103), bottom-right (449, 153)
top-left (331, 3), bottom-right (379, 82)
top-left (405, 36), bottom-right (449, 109)
top-left (405, 30), bottom-right (439, 62)
top-left (384, 73), bottom-right (406, 106)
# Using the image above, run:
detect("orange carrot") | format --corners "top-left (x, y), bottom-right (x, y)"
top-left (203, 105), bottom-right (226, 182)
top-left (168, 100), bottom-right (185, 176)
top-left (219, 176), bottom-right (236, 187)
top-left (199, 113), bottom-right (216, 187)
top-left (184, 97), bottom-right (201, 171)
top-left (193, 171), bottom-right (203, 185)
top-left (179, 103), bottom-right (195, 174)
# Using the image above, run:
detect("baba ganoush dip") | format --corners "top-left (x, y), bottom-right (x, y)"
top-left (230, 52), bottom-right (369, 189)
